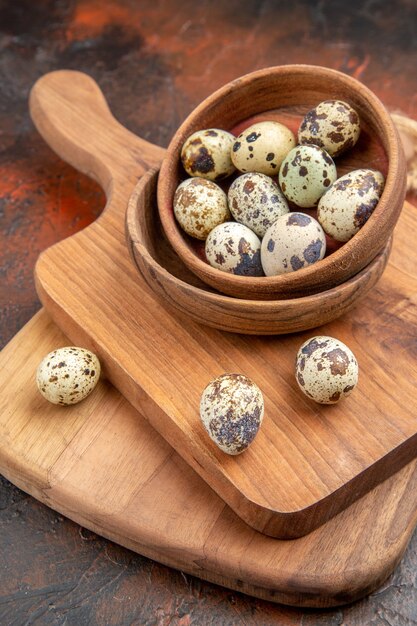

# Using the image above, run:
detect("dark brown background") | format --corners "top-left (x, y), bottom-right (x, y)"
top-left (1, 1), bottom-right (417, 623)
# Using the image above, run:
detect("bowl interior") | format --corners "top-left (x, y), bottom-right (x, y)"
top-left (157, 65), bottom-right (403, 299)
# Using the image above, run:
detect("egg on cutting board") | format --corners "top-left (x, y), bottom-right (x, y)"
top-left (200, 373), bottom-right (264, 455)
top-left (295, 336), bottom-right (359, 404)
top-left (36, 347), bottom-right (101, 405)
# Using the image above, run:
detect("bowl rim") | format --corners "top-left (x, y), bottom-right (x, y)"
top-left (157, 63), bottom-right (405, 298)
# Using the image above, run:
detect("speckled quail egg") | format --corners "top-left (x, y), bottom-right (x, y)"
top-left (200, 373), bottom-right (264, 455)
top-left (174, 177), bottom-right (231, 240)
top-left (228, 172), bottom-right (289, 238)
top-left (317, 168), bottom-right (385, 242)
top-left (36, 347), bottom-right (101, 405)
top-left (261, 212), bottom-right (326, 276)
top-left (295, 336), bottom-right (358, 404)
top-left (298, 100), bottom-right (361, 157)
top-left (231, 121), bottom-right (296, 175)
top-left (205, 222), bottom-right (263, 276)
top-left (279, 145), bottom-right (337, 208)
top-left (181, 128), bottom-right (236, 180)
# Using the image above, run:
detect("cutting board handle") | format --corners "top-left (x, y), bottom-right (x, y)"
top-left (30, 70), bottom-right (165, 195)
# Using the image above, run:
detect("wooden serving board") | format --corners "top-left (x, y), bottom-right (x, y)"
top-left (1, 309), bottom-right (417, 608)
top-left (31, 70), bottom-right (417, 539)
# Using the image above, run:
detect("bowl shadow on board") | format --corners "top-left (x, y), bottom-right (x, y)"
top-left (126, 168), bottom-right (392, 336)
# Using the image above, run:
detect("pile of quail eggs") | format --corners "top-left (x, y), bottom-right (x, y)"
top-left (174, 100), bottom-right (385, 278)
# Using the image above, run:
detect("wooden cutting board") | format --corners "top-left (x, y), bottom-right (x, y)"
top-left (31, 70), bottom-right (417, 539)
top-left (1, 309), bottom-right (417, 608)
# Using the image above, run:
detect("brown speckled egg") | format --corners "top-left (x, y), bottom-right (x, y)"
top-left (36, 347), bottom-right (101, 405)
top-left (231, 121), bottom-right (296, 175)
top-left (261, 212), bottom-right (326, 276)
top-left (317, 168), bottom-right (385, 242)
top-left (174, 177), bottom-right (231, 240)
top-left (295, 336), bottom-right (358, 404)
top-left (228, 172), bottom-right (289, 238)
top-left (298, 100), bottom-right (361, 157)
top-left (181, 128), bottom-right (236, 180)
top-left (205, 222), bottom-right (263, 276)
top-left (279, 145), bottom-right (337, 208)
top-left (200, 373), bottom-right (264, 455)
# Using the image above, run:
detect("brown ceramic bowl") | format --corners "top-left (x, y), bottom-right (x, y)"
top-left (127, 169), bottom-right (391, 335)
top-left (157, 64), bottom-right (405, 300)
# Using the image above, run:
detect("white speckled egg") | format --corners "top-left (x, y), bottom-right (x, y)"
top-left (317, 168), bottom-right (385, 242)
top-left (279, 145), bottom-right (337, 208)
top-left (173, 177), bottom-right (231, 240)
top-left (295, 336), bottom-right (358, 404)
top-left (181, 128), bottom-right (236, 180)
top-left (231, 121), bottom-right (296, 175)
top-left (200, 373), bottom-right (264, 455)
top-left (228, 172), bottom-right (289, 238)
top-left (205, 222), bottom-right (263, 276)
top-left (36, 347), bottom-right (101, 405)
top-left (298, 100), bottom-right (361, 157)
top-left (261, 212), bottom-right (326, 276)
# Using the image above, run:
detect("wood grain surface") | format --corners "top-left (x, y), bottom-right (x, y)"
top-left (32, 70), bottom-right (417, 539)
top-left (1, 308), bottom-right (417, 608)
top-left (126, 167), bottom-right (392, 334)
top-left (2, 1), bottom-right (417, 622)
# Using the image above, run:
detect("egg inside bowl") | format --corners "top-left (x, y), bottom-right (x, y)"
top-left (157, 64), bottom-right (406, 300)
